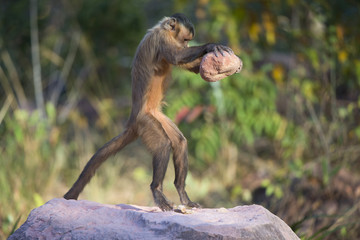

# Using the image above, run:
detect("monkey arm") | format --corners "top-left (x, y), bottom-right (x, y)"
top-left (162, 45), bottom-right (207, 65)
top-left (162, 43), bottom-right (233, 66)
top-left (178, 57), bottom-right (202, 73)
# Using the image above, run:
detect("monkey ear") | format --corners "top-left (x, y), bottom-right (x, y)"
top-left (164, 17), bottom-right (176, 31)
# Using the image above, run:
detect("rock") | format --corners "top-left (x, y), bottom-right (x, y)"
top-left (9, 198), bottom-right (299, 240)
top-left (200, 51), bottom-right (243, 82)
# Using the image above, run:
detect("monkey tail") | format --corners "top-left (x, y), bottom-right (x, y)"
top-left (64, 127), bottom-right (137, 200)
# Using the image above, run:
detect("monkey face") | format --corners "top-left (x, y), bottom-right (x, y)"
top-left (175, 25), bottom-right (193, 48)
top-left (163, 17), bottom-right (194, 49)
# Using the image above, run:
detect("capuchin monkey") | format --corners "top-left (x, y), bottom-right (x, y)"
top-left (64, 13), bottom-right (233, 211)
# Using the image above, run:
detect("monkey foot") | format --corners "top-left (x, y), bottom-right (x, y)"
top-left (186, 201), bottom-right (201, 209)
top-left (63, 191), bottom-right (79, 200)
top-left (155, 197), bottom-right (174, 211)
top-left (152, 189), bottom-right (174, 211)
top-left (157, 201), bottom-right (174, 211)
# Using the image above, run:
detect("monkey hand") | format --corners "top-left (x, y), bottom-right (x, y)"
top-left (200, 50), bottom-right (243, 82)
top-left (205, 43), bottom-right (234, 57)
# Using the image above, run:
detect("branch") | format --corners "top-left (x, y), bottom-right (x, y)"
top-left (30, 0), bottom-right (45, 117)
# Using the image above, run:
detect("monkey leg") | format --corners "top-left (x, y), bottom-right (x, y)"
top-left (138, 114), bottom-right (174, 211)
top-left (64, 127), bottom-right (137, 200)
top-left (155, 113), bottom-right (201, 208)
top-left (151, 146), bottom-right (173, 211)
top-left (172, 136), bottom-right (201, 208)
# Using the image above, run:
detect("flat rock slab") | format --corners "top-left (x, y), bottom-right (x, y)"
top-left (9, 198), bottom-right (299, 240)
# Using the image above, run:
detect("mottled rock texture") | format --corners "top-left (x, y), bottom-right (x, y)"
top-left (9, 198), bottom-right (299, 240)
top-left (200, 51), bottom-right (243, 82)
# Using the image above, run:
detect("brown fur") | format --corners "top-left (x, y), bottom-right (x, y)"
top-left (64, 13), bottom-right (232, 211)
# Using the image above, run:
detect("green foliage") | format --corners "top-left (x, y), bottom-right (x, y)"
top-left (0, 104), bottom-right (62, 236)
top-left (167, 52), bottom-right (287, 170)
top-left (1, 0), bottom-right (360, 239)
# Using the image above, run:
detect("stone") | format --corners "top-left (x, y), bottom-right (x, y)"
top-left (200, 51), bottom-right (243, 82)
top-left (9, 198), bottom-right (299, 240)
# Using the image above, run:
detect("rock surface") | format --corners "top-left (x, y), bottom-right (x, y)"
top-left (200, 51), bottom-right (243, 82)
top-left (9, 198), bottom-right (299, 240)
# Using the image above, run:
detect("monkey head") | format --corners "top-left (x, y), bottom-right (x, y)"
top-left (161, 13), bottom-right (195, 49)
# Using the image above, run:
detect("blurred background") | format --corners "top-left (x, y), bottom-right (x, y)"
top-left (1, 0), bottom-right (360, 239)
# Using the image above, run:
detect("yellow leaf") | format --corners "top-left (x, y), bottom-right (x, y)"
top-left (287, 0), bottom-right (295, 6)
top-left (301, 80), bottom-right (318, 102)
top-left (338, 50), bottom-right (348, 63)
top-left (307, 49), bottom-right (319, 70)
top-left (272, 64), bottom-right (284, 87)
top-left (249, 23), bottom-right (261, 42)
top-left (266, 31), bottom-right (276, 45)
top-left (33, 193), bottom-right (44, 207)
top-left (263, 13), bottom-right (276, 45)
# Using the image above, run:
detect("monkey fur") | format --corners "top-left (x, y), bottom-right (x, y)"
top-left (64, 13), bottom-right (233, 211)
